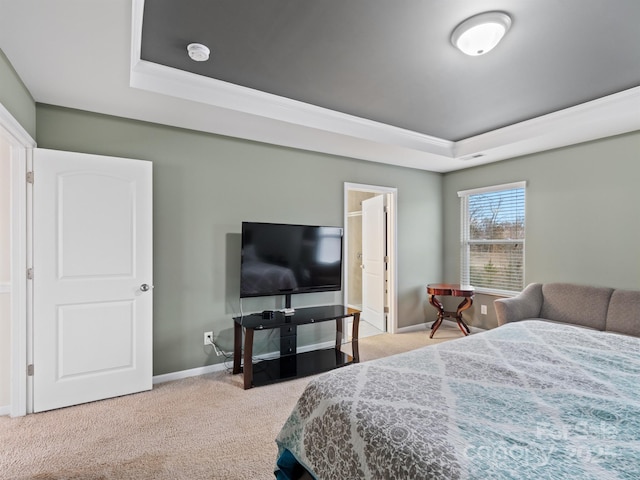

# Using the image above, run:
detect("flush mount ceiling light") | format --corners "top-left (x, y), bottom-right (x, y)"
top-left (451, 12), bottom-right (512, 56)
top-left (187, 43), bottom-right (210, 62)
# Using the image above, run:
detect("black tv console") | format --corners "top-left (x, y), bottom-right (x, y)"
top-left (232, 305), bottom-right (360, 389)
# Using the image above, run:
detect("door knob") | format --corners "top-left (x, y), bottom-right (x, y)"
top-left (140, 283), bottom-right (152, 292)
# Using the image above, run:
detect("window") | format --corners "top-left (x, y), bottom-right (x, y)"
top-left (458, 182), bottom-right (526, 295)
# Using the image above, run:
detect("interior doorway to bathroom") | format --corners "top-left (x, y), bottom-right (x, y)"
top-left (343, 183), bottom-right (397, 337)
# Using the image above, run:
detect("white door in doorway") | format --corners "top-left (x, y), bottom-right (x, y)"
top-left (361, 195), bottom-right (386, 331)
top-left (32, 149), bottom-right (153, 412)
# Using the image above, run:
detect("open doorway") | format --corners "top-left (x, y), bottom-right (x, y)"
top-left (343, 183), bottom-right (397, 337)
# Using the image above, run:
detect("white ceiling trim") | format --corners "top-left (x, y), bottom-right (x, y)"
top-left (130, 59), bottom-right (455, 157)
top-left (455, 86), bottom-right (640, 162)
top-left (130, 0), bottom-right (640, 172)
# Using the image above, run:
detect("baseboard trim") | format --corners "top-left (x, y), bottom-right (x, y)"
top-left (397, 319), bottom-right (486, 334)
top-left (152, 323), bottom-right (491, 385)
top-left (152, 363), bottom-right (228, 385)
top-left (0, 405), bottom-right (10, 416)
top-left (396, 323), bottom-right (429, 333)
top-left (152, 340), bottom-right (336, 385)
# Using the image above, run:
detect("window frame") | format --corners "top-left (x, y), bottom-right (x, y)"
top-left (458, 181), bottom-right (526, 296)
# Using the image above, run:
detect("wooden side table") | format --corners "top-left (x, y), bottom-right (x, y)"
top-left (426, 283), bottom-right (474, 338)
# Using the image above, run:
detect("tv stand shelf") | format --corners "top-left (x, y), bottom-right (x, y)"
top-left (232, 305), bottom-right (360, 389)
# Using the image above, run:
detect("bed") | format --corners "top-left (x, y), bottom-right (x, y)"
top-left (275, 320), bottom-right (640, 479)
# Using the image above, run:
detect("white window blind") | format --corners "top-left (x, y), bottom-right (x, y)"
top-left (458, 182), bottom-right (526, 295)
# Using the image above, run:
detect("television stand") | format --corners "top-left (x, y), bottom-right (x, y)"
top-left (232, 305), bottom-right (360, 389)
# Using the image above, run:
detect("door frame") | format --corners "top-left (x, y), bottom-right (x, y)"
top-left (0, 103), bottom-right (35, 417)
top-left (343, 182), bottom-right (398, 334)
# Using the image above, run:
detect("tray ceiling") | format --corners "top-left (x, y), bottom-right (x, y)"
top-left (1, 0), bottom-right (639, 171)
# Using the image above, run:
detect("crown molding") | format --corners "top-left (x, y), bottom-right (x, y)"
top-left (454, 86), bottom-right (640, 164)
top-left (130, 59), bottom-right (455, 158)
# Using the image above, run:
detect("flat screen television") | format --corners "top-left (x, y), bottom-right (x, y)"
top-left (240, 222), bottom-right (343, 300)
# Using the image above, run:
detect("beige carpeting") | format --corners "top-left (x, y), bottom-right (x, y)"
top-left (0, 323), bottom-right (465, 480)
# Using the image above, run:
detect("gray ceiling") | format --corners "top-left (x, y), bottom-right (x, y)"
top-left (140, 0), bottom-right (640, 141)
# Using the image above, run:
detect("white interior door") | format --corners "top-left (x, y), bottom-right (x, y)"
top-left (32, 148), bottom-right (153, 412)
top-left (362, 195), bottom-right (386, 331)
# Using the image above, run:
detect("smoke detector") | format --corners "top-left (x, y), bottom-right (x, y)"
top-left (187, 43), bottom-right (210, 62)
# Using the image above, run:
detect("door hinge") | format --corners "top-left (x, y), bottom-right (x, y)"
top-left (27, 364), bottom-right (34, 376)
top-left (26, 171), bottom-right (34, 184)
top-left (27, 268), bottom-right (33, 280)
top-left (384, 256), bottom-right (389, 263)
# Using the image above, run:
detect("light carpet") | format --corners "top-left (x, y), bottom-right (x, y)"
top-left (0, 324), bottom-right (464, 480)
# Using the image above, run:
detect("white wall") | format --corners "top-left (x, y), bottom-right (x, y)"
top-left (0, 133), bottom-right (11, 410)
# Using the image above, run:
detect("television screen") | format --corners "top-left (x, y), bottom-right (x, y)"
top-left (240, 222), bottom-right (343, 298)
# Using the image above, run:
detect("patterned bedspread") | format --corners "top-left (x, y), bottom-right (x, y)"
top-left (275, 320), bottom-right (640, 479)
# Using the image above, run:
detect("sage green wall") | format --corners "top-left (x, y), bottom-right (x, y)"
top-left (443, 131), bottom-right (640, 329)
top-left (36, 104), bottom-right (442, 376)
top-left (0, 49), bottom-right (36, 139)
